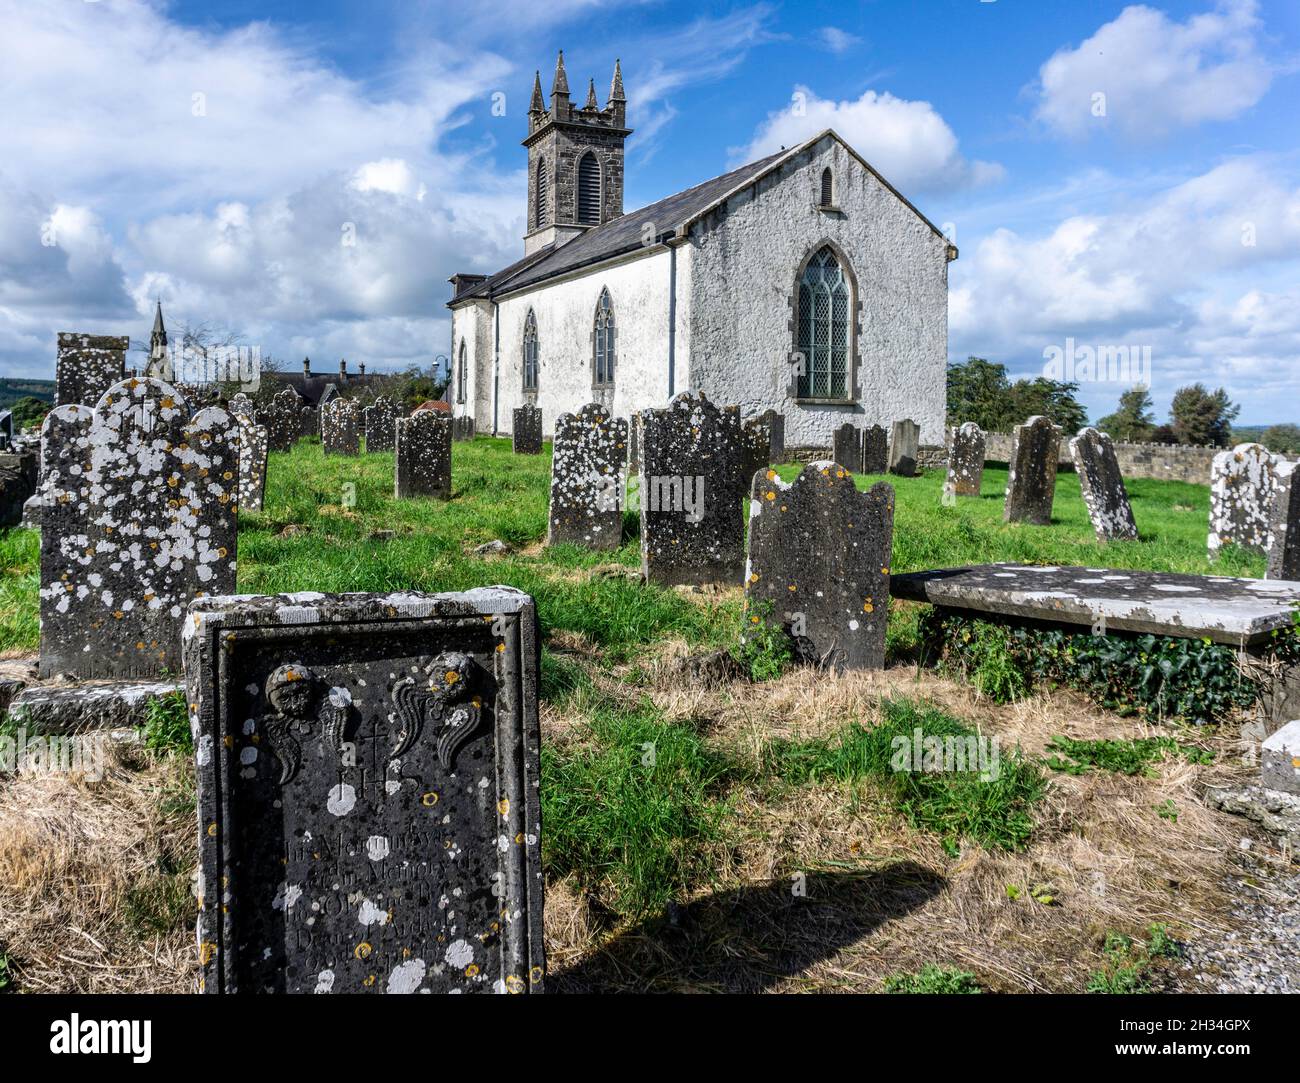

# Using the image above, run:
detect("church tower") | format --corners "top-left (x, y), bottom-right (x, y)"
top-left (523, 53), bottom-right (631, 254)
top-left (146, 299), bottom-right (169, 377)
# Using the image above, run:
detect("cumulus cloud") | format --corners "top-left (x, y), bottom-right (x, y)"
top-left (1033, 0), bottom-right (1276, 139)
top-left (736, 86), bottom-right (1003, 193)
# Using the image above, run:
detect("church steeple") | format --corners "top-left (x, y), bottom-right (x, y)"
top-left (550, 50), bottom-right (569, 106)
top-left (148, 299), bottom-right (168, 372)
top-left (584, 79), bottom-right (599, 111)
top-left (529, 70), bottom-right (545, 116)
top-left (609, 59), bottom-right (625, 103)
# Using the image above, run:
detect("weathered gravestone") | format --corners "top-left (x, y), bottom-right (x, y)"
top-left (888, 419), bottom-right (920, 477)
top-left (452, 416), bottom-right (476, 442)
top-left (55, 332), bottom-right (127, 407)
top-left (394, 411), bottom-right (451, 500)
top-left (512, 405), bottom-right (542, 455)
top-left (38, 378), bottom-right (239, 679)
top-left (746, 462), bottom-right (894, 671)
top-left (363, 396), bottom-right (400, 453)
top-left (946, 422), bottom-right (986, 497)
top-left (1003, 416), bottom-right (1060, 525)
top-left (228, 393), bottom-right (256, 422)
top-left (547, 402), bottom-right (628, 549)
top-left (638, 391), bottom-right (746, 587)
top-left (266, 388), bottom-right (304, 452)
top-left (862, 424), bottom-right (888, 474)
top-left (742, 410), bottom-right (785, 477)
top-left (186, 586), bottom-right (545, 994)
top-left (1209, 443), bottom-right (1276, 558)
top-left (321, 398), bottom-right (360, 456)
top-left (832, 422), bottom-right (863, 474)
top-left (299, 404), bottom-right (319, 438)
top-left (1267, 461), bottom-right (1300, 580)
top-left (236, 416), bottom-right (269, 514)
top-left (1070, 427), bottom-right (1138, 542)
top-left (0, 450), bottom-right (37, 528)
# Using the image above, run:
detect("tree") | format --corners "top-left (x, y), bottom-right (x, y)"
top-left (1004, 376), bottom-right (1089, 434)
top-left (946, 356), bottom-right (1087, 433)
top-left (1260, 423), bottom-right (1300, 454)
top-left (1169, 384), bottom-right (1239, 447)
top-left (8, 395), bottom-right (51, 431)
top-left (1096, 385), bottom-right (1156, 442)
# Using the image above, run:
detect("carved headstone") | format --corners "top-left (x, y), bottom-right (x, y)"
top-left (266, 388), bottom-right (304, 452)
top-left (321, 398), bottom-right (360, 456)
top-left (547, 403), bottom-right (628, 550)
top-left (946, 422), bottom-right (986, 497)
top-left (394, 412), bottom-right (451, 500)
top-left (236, 415), bottom-right (269, 514)
top-left (512, 405), bottom-right (542, 455)
top-left (888, 419), bottom-right (920, 477)
top-left (1266, 461), bottom-right (1299, 580)
top-left (38, 378), bottom-right (239, 679)
top-left (746, 463), bottom-right (894, 672)
top-left (55, 332), bottom-right (127, 407)
top-left (363, 396), bottom-right (400, 453)
top-left (1003, 416), bottom-right (1060, 525)
top-left (1209, 443), bottom-right (1276, 558)
top-left (832, 423), bottom-right (863, 474)
top-left (862, 424), bottom-right (888, 474)
top-left (1070, 427), bottom-right (1138, 542)
top-left (638, 391), bottom-right (746, 587)
top-left (186, 587), bottom-right (545, 994)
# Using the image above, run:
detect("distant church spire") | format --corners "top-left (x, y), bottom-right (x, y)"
top-left (609, 58), bottom-right (626, 103)
top-left (529, 70), bottom-right (545, 114)
top-left (584, 78), bottom-right (599, 110)
top-left (149, 299), bottom-right (167, 369)
top-left (550, 50), bottom-right (569, 99)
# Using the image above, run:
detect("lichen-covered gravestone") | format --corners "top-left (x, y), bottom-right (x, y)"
top-left (1266, 461), bottom-right (1299, 580)
top-left (746, 462), bottom-right (894, 671)
top-left (1003, 416), bottom-right (1060, 525)
top-left (862, 424), bottom-right (889, 475)
top-left (638, 391), bottom-right (746, 587)
top-left (38, 378), bottom-right (238, 679)
top-left (321, 398), bottom-right (360, 456)
top-left (512, 405), bottom-right (542, 455)
top-left (185, 587), bottom-right (545, 994)
top-left (266, 388), bottom-right (304, 452)
top-left (742, 410), bottom-right (785, 476)
top-left (888, 419), bottom-right (920, 477)
top-left (55, 332), bottom-right (127, 407)
top-left (236, 415), bottom-right (269, 514)
top-left (228, 393), bottom-right (256, 422)
top-left (394, 411), bottom-right (451, 500)
top-left (832, 423), bottom-right (863, 474)
top-left (1070, 427), bottom-right (1138, 542)
top-left (452, 416), bottom-right (476, 442)
top-left (363, 396), bottom-right (399, 453)
top-left (946, 422), bottom-right (985, 497)
top-left (1209, 443), bottom-right (1276, 558)
top-left (299, 404), bottom-right (318, 439)
top-left (547, 402), bottom-right (628, 549)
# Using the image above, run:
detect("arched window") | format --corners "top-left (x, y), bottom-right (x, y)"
top-left (522, 309), bottom-right (539, 392)
top-left (592, 288), bottom-right (615, 388)
top-left (796, 246), bottom-right (850, 399)
top-left (819, 167), bottom-right (834, 207)
top-left (456, 341), bottom-right (467, 404)
top-left (577, 152), bottom-right (601, 225)
top-left (535, 160), bottom-right (549, 229)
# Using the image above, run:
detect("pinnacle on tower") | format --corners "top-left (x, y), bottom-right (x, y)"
top-left (609, 58), bottom-right (626, 103)
top-left (584, 78), bottom-right (599, 111)
top-left (529, 70), bottom-right (545, 114)
top-left (551, 50), bottom-right (569, 98)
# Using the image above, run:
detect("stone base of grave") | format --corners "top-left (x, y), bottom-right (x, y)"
top-left (5, 677), bottom-right (183, 734)
top-left (1203, 784), bottom-right (1300, 853)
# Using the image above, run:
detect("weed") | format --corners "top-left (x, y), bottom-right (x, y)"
top-left (883, 964), bottom-right (983, 994)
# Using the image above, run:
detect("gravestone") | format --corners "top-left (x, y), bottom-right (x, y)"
top-left (0, 409), bottom-right (12, 451)
top-left (512, 405), bottom-right (542, 455)
top-left (946, 422), bottom-right (986, 497)
top-left (452, 416), bottom-right (476, 442)
top-left (742, 410), bottom-right (785, 476)
top-left (547, 402), bottom-right (628, 550)
top-left (55, 332), bottom-right (127, 407)
top-left (888, 419), bottom-right (920, 477)
top-left (228, 393), bottom-right (256, 422)
top-left (832, 423), bottom-right (863, 474)
top-left (638, 391), bottom-right (746, 587)
top-left (321, 398), bottom-right (360, 456)
top-left (186, 587), bottom-right (545, 994)
top-left (862, 425), bottom-right (888, 474)
top-left (1267, 461), bottom-right (1299, 580)
top-left (38, 378), bottom-right (239, 679)
top-left (394, 412), bottom-right (451, 500)
top-left (237, 416), bottom-right (269, 514)
top-left (1209, 443), bottom-right (1276, 558)
top-left (363, 396), bottom-right (400, 453)
top-left (0, 450), bottom-right (37, 528)
top-left (1070, 427), bottom-right (1137, 542)
top-left (1003, 416), bottom-right (1060, 525)
top-left (266, 388), bottom-right (304, 452)
top-left (300, 404), bottom-right (319, 438)
top-left (746, 462), bottom-right (894, 671)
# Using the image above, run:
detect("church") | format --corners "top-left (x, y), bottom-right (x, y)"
top-left (447, 53), bottom-right (956, 450)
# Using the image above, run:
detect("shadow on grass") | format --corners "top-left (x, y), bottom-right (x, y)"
top-left (551, 861), bottom-right (945, 993)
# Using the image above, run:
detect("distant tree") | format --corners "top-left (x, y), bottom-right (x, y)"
top-left (1169, 384), bottom-right (1239, 447)
top-left (1004, 376), bottom-right (1089, 434)
top-left (947, 356), bottom-right (1087, 433)
top-left (1260, 423), bottom-right (1300, 454)
top-left (1151, 424), bottom-right (1177, 444)
top-left (8, 395), bottom-right (51, 431)
top-left (1096, 385), bottom-right (1156, 442)
top-left (387, 364), bottom-right (449, 412)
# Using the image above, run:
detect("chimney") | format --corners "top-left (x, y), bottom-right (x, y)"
top-left (339, 359), bottom-right (347, 380)
top-left (358, 363), bottom-right (366, 377)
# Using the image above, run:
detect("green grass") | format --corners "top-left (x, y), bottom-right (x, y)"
top-left (883, 964), bottom-right (983, 994)
top-left (139, 690), bottom-right (192, 755)
top-left (1045, 734), bottom-right (1213, 777)
top-left (1086, 925), bottom-right (1182, 993)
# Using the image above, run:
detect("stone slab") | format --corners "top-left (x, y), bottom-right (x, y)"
top-left (946, 422), bottom-right (985, 498)
top-left (1003, 416), bottom-right (1060, 525)
top-left (1267, 461), bottom-right (1300, 580)
top-left (1071, 426), bottom-right (1138, 541)
top-left (512, 405), bottom-right (542, 455)
top-left (831, 423), bottom-right (863, 474)
top-left (888, 419), bottom-right (919, 477)
top-left (55, 332), bottom-right (127, 407)
top-left (1261, 720), bottom-right (1300, 796)
top-left (862, 424), bottom-right (888, 474)
top-left (547, 403), bottom-right (627, 549)
top-left (394, 412), bottom-right (452, 500)
top-left (6, 680), bottom-right (182, 734)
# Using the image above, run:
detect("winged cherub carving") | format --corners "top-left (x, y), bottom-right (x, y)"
top-left (260, 663), bottom-right (353, 784)
top-left (388, 651), bottom-right (486, 771)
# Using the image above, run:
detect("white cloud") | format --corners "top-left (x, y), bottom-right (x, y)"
top-left (1034, 0), bottom-right (1276, 139)
top-left (818, 27), bottom-right (862, 54)
top-left (736, 86), bottom-right (1003, 193)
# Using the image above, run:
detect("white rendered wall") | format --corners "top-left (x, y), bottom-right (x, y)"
top-left (450, 300), bottom-right (493, 425)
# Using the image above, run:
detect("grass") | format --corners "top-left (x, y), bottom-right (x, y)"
top-left (139, 690), bottom-right (192, 755)
top-left (1044, 734), bottom-right (1214, 777)
top-left (1086, 925), bottom-right (1183, 994)
top-left (883, 964), bottom-right (983, 994)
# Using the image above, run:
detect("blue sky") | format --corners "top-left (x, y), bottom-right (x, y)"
top-left (1, 0), bottom-right (1297, 423)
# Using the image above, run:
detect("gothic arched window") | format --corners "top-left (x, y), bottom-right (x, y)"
top-left (796, 246), bottom-right (851, 399)
top-left (577, 152), bottom-right (601, 225)
top-left (819, 167), bottom-right (834, 207)
top-left (592, 288), bottom-right (615, 388)
top-left (456, 341), bottom-right (467, 404)
top-left (536, 160), bottom-right (549, 229)
top-left (523, 309), bottom-right (539, 392)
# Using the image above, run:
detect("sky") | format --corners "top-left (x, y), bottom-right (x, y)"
top-left (0, 0), bottom-right (1297, 424)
